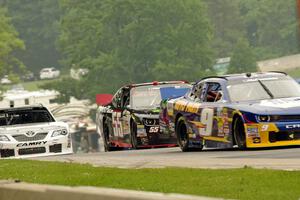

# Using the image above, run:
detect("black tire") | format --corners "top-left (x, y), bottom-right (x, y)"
top-left (103, 120), bottom-right (113, 152)
top-left (130, 120), bottom-right (138, 149)
top-left (233, 117), bottom-right (247, 150)
top-left (176, 116), bottom-right (191, 152)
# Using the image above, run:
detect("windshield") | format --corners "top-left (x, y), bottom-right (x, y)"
top-left (130, 84), bottom-right (191, 109)
top-left (227, 78), bottom-right (300, 102)
top-left (0, 107), bottom-right (55, 126)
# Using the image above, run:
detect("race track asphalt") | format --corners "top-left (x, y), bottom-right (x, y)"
top-left (30, 146), bottom-right (300, 170)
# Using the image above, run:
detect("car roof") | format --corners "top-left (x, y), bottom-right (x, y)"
top-left (199, 71), bottom-right (287, 82)
top-left (122, 81), bottom-right (189, 89)
top-left (0, 104), bottom-right (46, 112)
top-left (41, 67), bottom-right (56, 70)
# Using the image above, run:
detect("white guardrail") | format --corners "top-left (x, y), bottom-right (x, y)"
top-left (0, 180), bottom-right (226, 200)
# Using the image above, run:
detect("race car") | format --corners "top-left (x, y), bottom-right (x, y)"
top-left (161, 72), bottom-right (300, 151)
top-left (96, 81), bottom-right (191, 151)
top-left (0, 105), bottom-right (73, 158)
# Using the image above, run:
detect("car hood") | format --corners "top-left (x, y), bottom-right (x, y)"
top-left (0, 122), bottom-right (68, 135)
top-left (230, 97), bottom-right (300, 115)
top-left (130, 108), bottom-right (160, 115)
top-left (133, 113), bottom-right (159, 119)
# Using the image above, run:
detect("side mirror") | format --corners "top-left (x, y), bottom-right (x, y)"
top-left (96, 94), bottom-right (113, 106)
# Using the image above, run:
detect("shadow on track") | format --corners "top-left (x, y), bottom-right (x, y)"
top-left (165, 145), bottom-right (300, 154)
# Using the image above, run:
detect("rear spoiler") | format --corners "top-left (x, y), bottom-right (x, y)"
top-left (95, 94), bottom-right (113, 106)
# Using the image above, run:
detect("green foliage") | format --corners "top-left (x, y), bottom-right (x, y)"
top-left (58, 0), bottom-right (215, 100)
top-left (286, 67), bottom-right (300, 78)
top-left (0, 0), bottom-right (61, 73)
top-left (0, 0), bottom-right (298, 102)
top-left (40, 77), bottom-right (85, 103)
top-left (2, 160), bottom-right (300, 200)
top-left (228, 38), bottom-right (257, 73)
top-left (240, 0), bottom-right (298, 60)
top-left (205, 0), bottom-right (298, 60)
top-left (205, 0), bottom-right (245, 58)
top-left (0, 7), bottom-right (25, 77)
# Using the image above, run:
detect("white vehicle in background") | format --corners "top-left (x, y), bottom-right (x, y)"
top-left (39, 67), bottom-right (60, 80)
top-left (0, 88), bottom-right (58, 108)
top-left (0, 105), bottom-right (73, 158)
top-left (1, 75), bottom-right (12, 84)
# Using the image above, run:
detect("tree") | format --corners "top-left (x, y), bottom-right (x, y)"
top-left (41, 77), bottom-right (86, 103)
top-left (204, 0), bottom-right (245, 58)
top-left (240, 0), bottom-right (298, 59)
top-left (205, 0), bottom-right (299, 60)
top-left (0, 7), bottom-right (25, 77)
top-left (228, 38), bottom-right (257, 73)
top-left (58, 0), bottom-right (215, 101)
top-left (0, 0), bottom-right (61, 73)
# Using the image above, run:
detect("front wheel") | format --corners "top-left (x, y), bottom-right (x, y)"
top-left (176, 116), bottom-right (191, 152)
top-left (130, 121), bottom-right (138, 149)
top-left (103, 120), bottom-right (114, 152)
top-left (233, 117), bottom-right (247, 150)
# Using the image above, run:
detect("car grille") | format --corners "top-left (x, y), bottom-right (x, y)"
top-left (13, 132), bottom-right (48, 142)
top-left (143, 118), bottom-right (159, 126)
top-left (269, 131), bottom-right (300, 142)
top-left (49, 144), bottom-right (62, 153)
top-left (18, 147), bottom-right (46, 155)
top-left (0, 149), bottom-right (15, 158)
top-left (271, 115), bottom-right (300, 122)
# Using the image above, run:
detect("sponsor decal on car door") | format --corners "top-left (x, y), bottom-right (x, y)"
top-left (112, 110), bottom-right (123, 138)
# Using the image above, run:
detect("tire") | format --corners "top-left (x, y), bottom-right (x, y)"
top-left (233, 117), bottom-right (247, 150)
top-left (176, 116), bottom-right (191, 152)
top-left (103, 120), bottom-right (113, 152)
top-left (130, 120), bottom-right (138, 149)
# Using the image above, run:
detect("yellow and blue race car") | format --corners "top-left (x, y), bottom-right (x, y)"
top-left (160, 72), bottom-right (300, 151)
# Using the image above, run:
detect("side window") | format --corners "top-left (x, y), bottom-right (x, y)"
top-left (203, 82), bottom-right (223, 102)
top-left (121, 90), bottom-right (130, 108)
top-left (189, 82), bottom-right (204, 102)
top-left (112, 89), bottom-right (122, 108)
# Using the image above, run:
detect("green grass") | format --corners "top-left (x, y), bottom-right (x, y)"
top-left (0, 160), bottom-right (300, 200)
top-left (1, 79), bottom-right (55, 91)
top-left (286, 67), bottom-right (300, 78)
top-left (21, 79), bottom-right (55, 91)
top-left (3, 75), bottom-right (70, 91)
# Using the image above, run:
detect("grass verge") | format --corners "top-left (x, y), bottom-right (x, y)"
top-left (3, 75), bottom-right (70, 91)
top-left (21, 79), bottom-right (56, 91)
top-left (0, 160), bottom-right (299, 200)
top-left (287, 67), bottom-right (300, 78)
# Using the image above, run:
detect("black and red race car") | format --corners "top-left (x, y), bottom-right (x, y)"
top-left (96, 81), bottom-right (191, 151)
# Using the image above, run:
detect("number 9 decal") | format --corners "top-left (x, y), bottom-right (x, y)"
top-left (199, 108), bottom-right (214, 136)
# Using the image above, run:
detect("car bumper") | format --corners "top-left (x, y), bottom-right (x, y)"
top-left (136, 124), bottom-right (177, 147)
top-left (0, 136), bottom-right (73, 158)
top-left (245, 123), bottom-right (300, 148)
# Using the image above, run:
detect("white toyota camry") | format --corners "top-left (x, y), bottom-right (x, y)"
top-left (0, 105), bottom-right (73, 158)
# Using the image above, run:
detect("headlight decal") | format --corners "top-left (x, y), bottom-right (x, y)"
top-left (51, 129), bottom-right (68, 137)
top-left (132, 114), bottom-right (142, 124)
top-left (256, 115), bottom-right (271, 122)
top-left (0, 135), bottom-right (10, 141)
